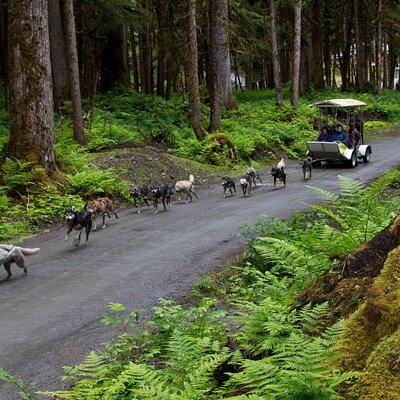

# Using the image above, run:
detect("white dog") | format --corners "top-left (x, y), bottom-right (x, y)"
top-left (0, 244), bottom-right (40, 282)
top-left (175, 174), bottom-right (198, 203)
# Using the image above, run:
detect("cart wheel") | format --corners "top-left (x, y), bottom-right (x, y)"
top-left (348, 151), bottom-right (357, 168)
top-left (362, 148), bottom-right (371, 163)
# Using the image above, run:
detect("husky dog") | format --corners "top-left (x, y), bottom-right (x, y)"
top-left (175, 174), bottom-right (198, 203)
top-left (271, 158), bottom-right (286, 187)
top-left (0, 244), bottom-right (40, 282)
top-left (64, 209), bottom-right (93, 246)
top-left (86, 197), bottom-right (118, 230)
top-left (246, 167), bottom-right (263, 187)
top-left (150, 184), bottom-right (173, 213)
top-left (300, 157), bottom-right (312, 181)
top-left (240, 174), bottom-right (252, 197)
top-left (130, 186), bottom-right (151, 214)
top-left (221, 177), bottom-right (236, 197)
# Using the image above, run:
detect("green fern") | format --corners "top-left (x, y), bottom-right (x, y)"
top-left (298, 302), bottom-right (330, 335)
top-left (2, 157), bottom-right (45, 190)
top-left (0, 368), bottom-right (35, 400)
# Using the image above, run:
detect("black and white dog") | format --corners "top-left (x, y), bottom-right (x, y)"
top-left (130, 186), bottom-right (151, 213)
top-left (64, 209), bottom-right (93, 246)
top-left (221, 177), bottom-right (236, 197)
top-left (246, 167), bottom-right (263, 187)
top-left (150, 184), bottom-right (173, 213)
top-left (300, 157), bottom-right (312, 181)
top-left (271, 159), bottom-right (286, 187)
top-left (239, 174), bottom-right (252, 197)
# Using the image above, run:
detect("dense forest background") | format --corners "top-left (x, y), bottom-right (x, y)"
top-left (1, 0), bottom-right (400, 175)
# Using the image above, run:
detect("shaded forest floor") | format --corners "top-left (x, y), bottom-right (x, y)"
top-left (1, 87), bottom-right (400, 242)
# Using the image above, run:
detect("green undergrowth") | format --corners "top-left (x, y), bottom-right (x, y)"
top-left (0, 171), bottom-right (385, 399)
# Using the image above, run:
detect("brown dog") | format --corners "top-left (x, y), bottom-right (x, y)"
top-left (86, 197), bottom-right (118, 230)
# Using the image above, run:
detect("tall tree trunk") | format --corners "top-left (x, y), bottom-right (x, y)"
top-left (139, 24), bottom-right (153, 94)
top-left (130, 31), bottom-right (140, 92)
top-left (0, 0), bottom-right (8, 108)
top-left (208, 0), bottom-right (235, 111)
top-left (291, 1), bottom-right (302, 108)
top-left (300, 37), bottom-right (310, 94)
top-left (376, 0), bottom-right (382, 95)
top-left (77, 1), bottom-right (101, 98)
top-left (354, 0), bottom-right (367, 91)
top-left (244, 63), bottom-right (253, 90)
top-left (187, 0), bottom-right (205, 140)
top-left (8, 0), bottom-right (57, 174)
top-left (310, 0), bottom-right (324, 89)
top-left (270, 0), bottom-right (283, 106)
top-left (62, 0), bottom-right (85, 144)
top-left (156, 49), bottom-right (166, 97)
top-left (388, 35), bottom-right (397, 90)
top-left (322, 1), bottom-right (331, 87)
top-left (383, 32), bottom-right (388, 89)
top-left (48, 0), bottom-right (70, 111)
top-left (340, 1), bottom-right (353, 91)
top-left (101, 24), bottom-right (130, 91)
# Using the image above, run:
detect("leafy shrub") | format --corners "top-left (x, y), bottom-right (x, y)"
top-left (66, 166), bottom-right (129, 199)
top-left (26, 185), bottom-right (85, 223)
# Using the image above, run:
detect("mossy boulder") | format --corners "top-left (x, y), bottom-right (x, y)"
top-left (297, 214), bottom-right (400, 319)
top-left (339, 246), bottom-right (400, 367)
top-left (359, 329), bottom-right (400, 399)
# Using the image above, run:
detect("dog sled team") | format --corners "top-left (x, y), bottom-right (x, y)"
top-left (1, 157), bottom-right (313, 281)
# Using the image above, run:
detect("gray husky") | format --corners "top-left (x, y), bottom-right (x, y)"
top-left (0, 244), bottom-right (40, 282)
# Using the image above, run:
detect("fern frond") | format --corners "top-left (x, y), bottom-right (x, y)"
top-left (298, 302), bottom-right (330, 334)
top-left (306, 185), bottom-right (339, 202)
top-left (0, 369), bottom-right (34, 400)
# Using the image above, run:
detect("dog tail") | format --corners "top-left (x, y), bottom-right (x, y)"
top-left (189, 174), bottom-right (194, 183)
top-left (277, 158), bottom-right (285, 170)
top-left (20, 247), bottom-right (40, 256)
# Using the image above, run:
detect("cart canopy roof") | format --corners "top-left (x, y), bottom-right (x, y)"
top-left (312, 99), bottom-right (367, 108)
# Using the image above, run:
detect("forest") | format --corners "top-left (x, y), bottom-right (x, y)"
top-left (1, 0), bottom-right (400, 399)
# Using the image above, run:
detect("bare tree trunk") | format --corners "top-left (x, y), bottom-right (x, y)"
top-left (270, 0), bottom-right (283, 106)
top-left (291, 1), bottom-right (302, 108)
top-left (139, 23), bottom-right (153, 94)
top-left (8, 0), bottom-right (57, 174)
top-left (376, 0), bottom-right (382, 95)
top-left (0, 0), bottom-right (8, 109)
top-left (187, 0), bottom-right (206, 140)
top-left (130, 30), bottom-right (140, 92)
top-left (354, 0), bottom-right (367, 91)
top-left (311, 0), bottom-right (324, 89)
top-left (48, 0), bottom-right (70, 110)
top-left (388, 35), bottom-right (397, 90)
top-left (62, 0), bottom-right (85, 144)
top-left (101, 24), bottom-right (130, 91)
top-left (208, 0), bottom-right (235, 111)
top-left (383, 32), bottom-right (388, 89)
top-left (77, 1), bottom-right (101, 99)
top-left (340, 1), bottom-right (353, 91)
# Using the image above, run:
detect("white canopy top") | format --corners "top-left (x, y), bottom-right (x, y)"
top-left (312, 99), bottom-right (367, 108)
